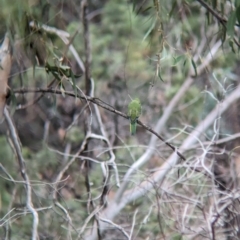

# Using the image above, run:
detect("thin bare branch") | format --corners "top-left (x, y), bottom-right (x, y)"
top-left (4, 108), bottom-right (39, 240)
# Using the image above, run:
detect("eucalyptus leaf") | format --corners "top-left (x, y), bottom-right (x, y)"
top-left (158, 71), bottom-right (164, 82)
top-left (138, 6), bottom-right (152, 15)
top-left (9, 90), bottom-right (17, 116)
top-left (229, 39), bottom-right (236, 53)
top-left (236, 6), bottom-right (240, 24)
top-left (226, 11), bottom-right (236, 38)
top-left (142, 18), bottom-right (156, 41)
top-left (191, 58), bottom-right (197, 76)
top-left (169, 0), bottom-right (177, 19)
top-left (173, 55), bottom-right (185, 65)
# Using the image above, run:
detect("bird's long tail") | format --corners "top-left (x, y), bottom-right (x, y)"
top-left (130, 121), bottom-right (137, 135)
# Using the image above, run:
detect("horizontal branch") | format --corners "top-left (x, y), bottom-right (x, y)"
top-left (13, 87), bottom-right (186, 161)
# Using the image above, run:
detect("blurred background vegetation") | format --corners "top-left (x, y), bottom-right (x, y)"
top-left (0, 0), bottom-right (240, 239)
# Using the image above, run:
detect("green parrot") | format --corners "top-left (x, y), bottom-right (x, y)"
top-left (127, 98), bottom-right (142, 135)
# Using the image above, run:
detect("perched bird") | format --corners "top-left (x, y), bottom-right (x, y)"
top-left (127, 98), bottom-right (142, 135)
top-left (0, 34), bottom-right (12, 122)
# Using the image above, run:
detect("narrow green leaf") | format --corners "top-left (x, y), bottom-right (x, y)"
top-left (221, 2), bottom-right (224, 16)
top-left (142, 18), bottom-right (156, 41)
top-left (236, 6), bottom-right (240, 24)
top-left (220, 25), bottom-right (227, 44)
top-left (158, 71), bottom-right (164, 82)
top-left (9, 90), bottom-right (17, 116)
top-left (137, 6), bottom-right (152, 15)
top-left (183, 57), bottom-right (190, 76)
top-left (60, 65), bottom-right (70, 71)
top-left (183, 57), bottom-right (188, 67)
top-left (52, 71), bottom-right (61, 82)
top-left (74, 74), bottom-right (82, 78)
top-left (191, 58), bottom-right (197, 76)
top-left (226, 10), bottom-right (236, 38)
top-left (173, 55), bottom-right (184, 65)
top-left (206, 11), bottom-right (211, 25)
top-left (132, 0), bottom-right (137, 12)
top-left (70, 71), bottom-right (78, 97)
top-left (169, 0), bottom-right (177, 19)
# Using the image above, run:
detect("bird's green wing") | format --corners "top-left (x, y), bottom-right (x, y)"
top-left (128, 98), bottom-right (142, 135)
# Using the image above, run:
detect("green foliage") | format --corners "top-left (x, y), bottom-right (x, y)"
top-left (86, 1), bottom-right (153, 92)
top-left (34, 145), bottom-right (59, 172)
top-left (65, 126), bottom-right (84, 144)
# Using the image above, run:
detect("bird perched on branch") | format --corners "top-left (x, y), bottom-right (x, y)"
top-left (0, 34), bottom-right (12, 122)
top-left (128, 98), bottom-right (142, 135)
